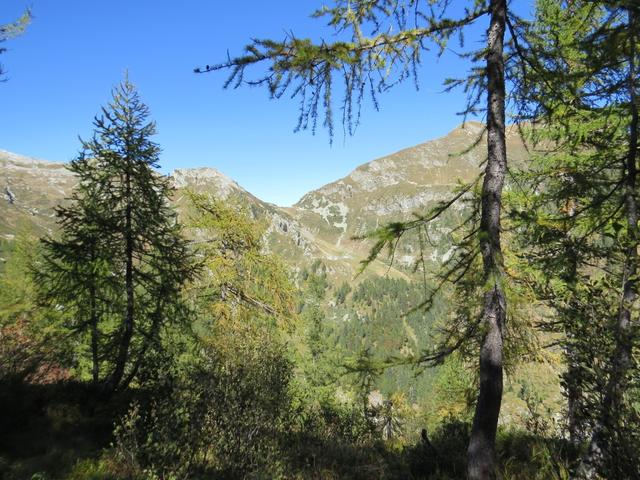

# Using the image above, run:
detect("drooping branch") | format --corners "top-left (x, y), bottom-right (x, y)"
top-left (196, 6), bottom-right (488, 138)
top-left (355, 173), bottom-right (481, 273)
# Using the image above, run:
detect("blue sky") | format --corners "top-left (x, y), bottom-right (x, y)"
top-left (0, 1), bottom-right (530, 206)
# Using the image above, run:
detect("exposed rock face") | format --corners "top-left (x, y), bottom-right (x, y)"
top-left (172, 167), bottom-right (242, 198)
top-left (0, 150), bottom-right (76, 239)
top-left (293, 122), bottom-right (526, 237)
top-left (5, 186), bottom-right (16, 204)
top-left (0, 124), bottom-right (528, 279)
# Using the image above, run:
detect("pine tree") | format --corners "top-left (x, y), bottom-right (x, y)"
top-left (198, 1), bottom-right (531, 476)
top-left (37, 78), bottom-right (195, 395)
top-left (508, 0), bottom-right (611, 448)
top-left (509, 1), bottom-right (640, 477)
top-left (567, 4), bottom-right (639, 478)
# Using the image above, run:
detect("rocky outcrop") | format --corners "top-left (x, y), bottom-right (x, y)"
top-left (0, 123), bottom-right (528, 280)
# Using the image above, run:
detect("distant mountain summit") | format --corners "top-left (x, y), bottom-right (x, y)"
top-left (287, 122), bottom-right (527, 270)
top-left (0, 149), bottom-right (75, 238)
top-left (173, 167), bottom-right (246, 199)
top-left (0, 124), bottom-right (528, 280)
top-left (292, 122), bottom-right (488, 243)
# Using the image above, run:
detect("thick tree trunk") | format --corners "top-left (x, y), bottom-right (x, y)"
top-left (574, 9), bottom-right (638, 479)
top-left (467, 1), bottom-right (507, 479)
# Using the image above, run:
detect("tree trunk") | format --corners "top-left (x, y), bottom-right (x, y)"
top-left (574, 8), bottom-right (638, 478)
top-left (467, 1), bottom-right (507, 479)
top-left (564, 252), bottom-right (584, 447)
top-left (105, 167), bottom-right (135, 395)
top-left (121, 296), bottom-right (164, 389)
top-left (565, 350), bottom-right (584, 447)
top-left (90, 278), bottom-right (99, 385)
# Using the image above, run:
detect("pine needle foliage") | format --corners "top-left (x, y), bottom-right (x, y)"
top-left (35, 78), bottom-right (196, 394)
top-left (0, 8), bottom-right (30, 81)
top-left (507, 1), bottom-right (640, 477)
top-left (186, 192), bottom-right (296, 328)
top-left (197, 1), bottom-right (495, 139)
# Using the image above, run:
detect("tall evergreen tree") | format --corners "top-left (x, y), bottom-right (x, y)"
top-left (571, 4), bottom-right (639, 478)
top-left (198, 1), bottom-right (531, 476)
top-left (509, 0), bottom-right (610, 448)
top-left (37, 78), bottom-right (195, 395)
top-left (510, 1), bottom-right (640, 477)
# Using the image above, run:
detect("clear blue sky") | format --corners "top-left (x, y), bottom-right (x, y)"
top-left (0, 1), bottom-right (532, 206)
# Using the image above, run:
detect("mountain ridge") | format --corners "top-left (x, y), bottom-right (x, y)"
top-left (1, 123), bottom-right (529, 280)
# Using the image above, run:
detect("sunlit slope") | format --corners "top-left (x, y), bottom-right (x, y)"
top-left (0, 150), bottom-right (76, 240)
top-left (289, 122), bottom-right (529, 271)
top-left (0, 123), bottom-right (529, 279)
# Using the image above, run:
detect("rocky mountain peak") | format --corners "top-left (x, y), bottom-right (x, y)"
top-left (295, 122), bottom-right (487, 207)
top-left (1, 123), bottom-right (529, 279)
top-left (172, 167), bottom-right (244, 199)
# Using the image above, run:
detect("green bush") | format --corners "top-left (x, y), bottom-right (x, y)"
top-left (113, 327), bottom-right (294, 479)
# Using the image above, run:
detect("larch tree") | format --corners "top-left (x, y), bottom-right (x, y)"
top-left (508, 0), bottom-right (615, 448)
top-left (509, 0), bottom-right (640, 477)
top-left (37, 78), bottom-right (195, 395)
top-left (0, 9), bottom-right (31, 81)
top-left (197, 1), bottom-right (532, 477)
top-left (569, 3), bottom-right (639, 478)
top-left (186, 192), bottom-right (295, 327)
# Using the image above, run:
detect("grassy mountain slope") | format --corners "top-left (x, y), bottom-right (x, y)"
top-left (0, 150), bottom-right (76, 241)
top-left (288, 122), bottom-right (529, 271)
top-left (2, 123), bottom-right (528, 279)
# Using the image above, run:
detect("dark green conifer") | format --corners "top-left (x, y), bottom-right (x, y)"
top-left (37, 78), bottom-right (195, 394)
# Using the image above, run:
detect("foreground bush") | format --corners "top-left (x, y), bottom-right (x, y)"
top-left (112, 322), bottom-right (294, 479)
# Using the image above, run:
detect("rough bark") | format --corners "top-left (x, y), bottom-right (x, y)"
top-left (467, 1), bottom-right (507, 479)
top-left (574, 8), bottom-right (639, 478)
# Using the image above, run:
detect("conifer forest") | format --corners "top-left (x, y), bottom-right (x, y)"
top-left (0, 1), bottom-right (639, 479)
